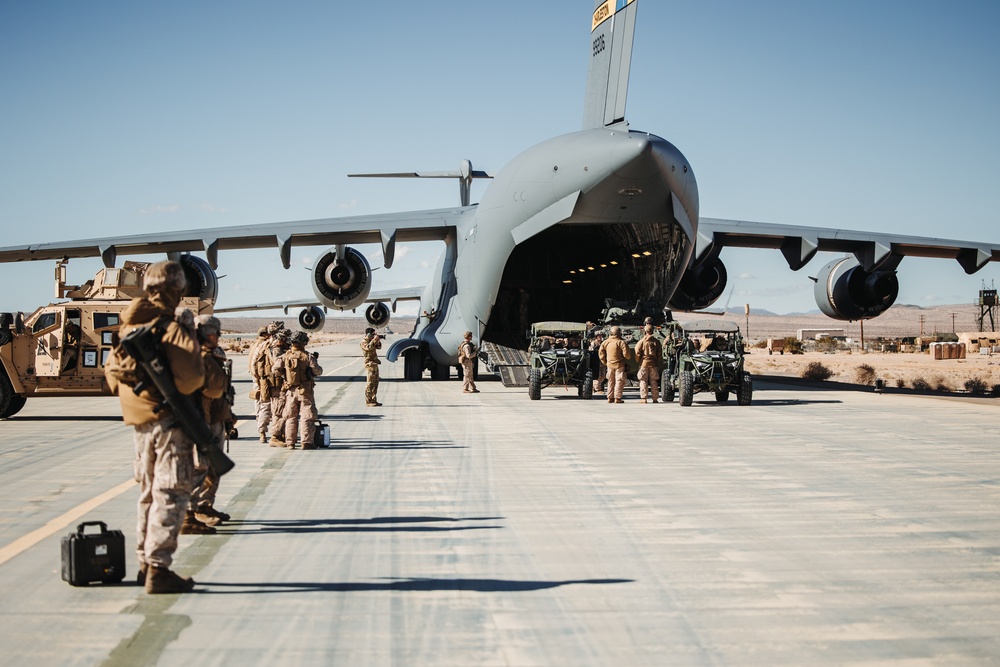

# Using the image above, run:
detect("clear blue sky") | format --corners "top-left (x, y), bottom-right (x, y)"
top-left (2, 1), bottom-right (998, 319)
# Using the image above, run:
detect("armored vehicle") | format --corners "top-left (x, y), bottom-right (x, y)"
top-left (662, 320), bottom-right (752, 406)
top-left (0, 257), bottom-right (216, 418)
top-left (527, 321), bottom-right (592, 400)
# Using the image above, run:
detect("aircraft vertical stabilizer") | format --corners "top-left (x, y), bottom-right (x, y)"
top-left (582, 0), bottom-right (638, 129)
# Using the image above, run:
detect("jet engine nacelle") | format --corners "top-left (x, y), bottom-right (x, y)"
top-left (310, 246), bottom-right (373, 310)
top-left (813, 257), bottom-right (899, 320)
top-left (668, 257), bottom-right (728, 311)
top-left (365, 302), bottom-right (390, 328)
top-left (298, 305), bottom-right (326, 331)
top-left (178, 254), bottom-right (219, 303)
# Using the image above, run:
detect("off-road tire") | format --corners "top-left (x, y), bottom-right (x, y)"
top-left (660, 373), bottom-right (675, 403)
top-left (679, 370), bottom-right (694, 406)
top-left (0, 370), bottom-right (25, 419)
top-left (528, 369), bottom-right (542, 400)
top-left (737, 371), bottom-right (753, 406)
top-left (582, 371), bottom-right (593, 400)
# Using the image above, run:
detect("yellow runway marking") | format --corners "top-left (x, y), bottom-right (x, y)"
top-left (0, 478), bottom-right (136, 567)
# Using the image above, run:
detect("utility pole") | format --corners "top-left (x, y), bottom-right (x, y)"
top-left (744, 303), bottom-right (750, 342)
top-left (951, 312), bottom-right (957, 334)
top-left (919, 314), bottom-right (925, 337)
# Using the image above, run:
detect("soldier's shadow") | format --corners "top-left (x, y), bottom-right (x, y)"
top-left (191, 576), bottom-right (635, 594)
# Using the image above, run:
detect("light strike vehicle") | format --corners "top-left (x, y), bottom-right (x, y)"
top-left (527, 321), bottom-right (593, 400)
top-left (663, 320), bottom-right (752, 406)
top-left (0, 257), bottom-right (216, 418)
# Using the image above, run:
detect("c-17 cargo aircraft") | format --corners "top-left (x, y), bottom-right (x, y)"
top-left (1, 0), bottom-right (999, 381)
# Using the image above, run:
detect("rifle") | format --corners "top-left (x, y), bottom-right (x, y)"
top-left (120, 324), bottom-right (235, 476)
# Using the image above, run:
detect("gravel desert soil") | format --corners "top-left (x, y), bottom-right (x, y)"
top-left (744, 350), bottom-right (1000, 394)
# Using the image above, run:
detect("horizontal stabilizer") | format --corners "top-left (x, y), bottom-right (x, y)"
top-left (349, 159), bottom-right (493, 206)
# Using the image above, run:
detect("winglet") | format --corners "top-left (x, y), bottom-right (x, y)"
top-left (583, 0), bottom-right (638, 129)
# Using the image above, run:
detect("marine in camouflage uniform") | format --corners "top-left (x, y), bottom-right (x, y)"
top-left (361, 327), bottom-right (382, 407)
top-left (274, 331), bottom-right (324, 449)
top-left (248, 326), bottom-right (270, 441)
top-left (266, 328), bottom-right (292, 446)
top-left (458, 330), bottom-right (479, 393)
top-left (104, 260), bottom-right (203, 595)
top-left (634, 324), bottom-right (663, 404)
top-left (188, 315), bottom-right (233, 528)
top-left (599, 326), bottom-right (633, 404)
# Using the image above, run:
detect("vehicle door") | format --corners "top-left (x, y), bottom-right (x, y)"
top-left (30, 308), bottom-right (63, 376)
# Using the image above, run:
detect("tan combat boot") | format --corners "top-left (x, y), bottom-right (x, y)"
top-left (181, 513), bottom-right (216, 535)
top-left (136, 562), bottom-right (148, 586)
top-left (145, 566), bottom-right (195, 594)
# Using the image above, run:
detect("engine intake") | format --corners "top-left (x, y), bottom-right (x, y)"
top-left (179, 255), bottom-right (219, 302)
top-left (366, 302), bottom-right (391, 327)
top-left (668, 257), bottom-right (728, 311)
top-left (311, 246), bottom-right (373, 310)
top-left (814, 257), bottom-right (898, 320)
top-left (298, 306), bottom-right (326, 331)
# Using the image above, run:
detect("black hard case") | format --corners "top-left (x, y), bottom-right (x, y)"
top-left (61, 521), bottom-right (126, 586)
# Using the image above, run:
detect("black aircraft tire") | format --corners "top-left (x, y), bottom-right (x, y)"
top-left (715, 390), bottom-right (730, 403)
top-left (679, 371), bottom-right (694, 407)
top-left (431, 362), bottom-right (449, 381)
top-left (528, 369), bottom-right (542, 401)
top-left (737, 372), bottom-right (753, 406)
top-left (403, 350), bottom-right (423, 381)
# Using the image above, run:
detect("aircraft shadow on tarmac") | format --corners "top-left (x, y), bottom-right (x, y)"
top-left (191, 577), bottom-right (634, 594)
top-left (220, 515), bottom-right (501, 535)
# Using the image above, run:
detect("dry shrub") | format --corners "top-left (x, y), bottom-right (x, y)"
top-left (933, 376), bottom-right (952, 392)
top-left (895, 378), bottom-right (905, 388)
top-left (992, 384), bottom-right (1000, 397)
top-left (854, 364), bottom-right (876, 385)
top-left (964, 377), bottom-right (988, 395)
top-left (802, 361), bottom-right (833, 381)
top-left (911, 377), bottom-right (931, 391)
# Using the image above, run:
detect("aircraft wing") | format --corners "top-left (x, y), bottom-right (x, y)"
top-left (213, 286), bottom-right (425, 314)
top-left (0, 207), bottom-right (475, 270)
top-left (697, 217), bottom-right (1000, 274)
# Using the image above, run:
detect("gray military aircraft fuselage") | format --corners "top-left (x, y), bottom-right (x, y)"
top-left (411, 128), bottom-right (696, 373)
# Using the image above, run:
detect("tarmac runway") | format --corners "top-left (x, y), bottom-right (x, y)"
top-left (1, 339), bottom-right (998, 666)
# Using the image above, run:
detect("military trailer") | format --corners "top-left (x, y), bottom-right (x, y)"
top-left (527, 321), bottom-right (592, 400)
top-left (0, 258), bottom-right (216, 419)
top-left (662, 320), bottom-right (752, 406)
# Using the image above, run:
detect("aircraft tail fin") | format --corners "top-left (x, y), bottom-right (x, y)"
top-left (582, 0), bottom-right (638, 130)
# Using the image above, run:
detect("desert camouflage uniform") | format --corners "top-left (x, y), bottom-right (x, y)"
top-left (275, 338), bottom-right (323, 449)
top-left (361, 334), bottom-right (382, 406)
top-left (248, 327), bottom-right (270, 439)
top-left (458, 334), bottom-right (479, 393)
top-left (191, 345), bottom-right (230, 513)
top-left (634, 331), bottom-right (663, 403)
top-left (266, 331), bottom-right (291, 445)
top-left (107, 288), bottom-right (204, 571)
top-left (599, 328), bottom-right (632, 403)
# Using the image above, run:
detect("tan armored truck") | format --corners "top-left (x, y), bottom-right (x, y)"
top-left (0, 257), bottom-right (217, 418)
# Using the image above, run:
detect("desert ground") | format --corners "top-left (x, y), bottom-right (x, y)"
top-left (221, 303), bottom-right (1000, 394)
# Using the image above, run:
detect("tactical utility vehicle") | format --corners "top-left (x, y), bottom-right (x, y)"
top-left (527, 321), bottom-right (592, 400)
top-left (662, 320), bottom-right (752, 406)
top-left (0, 258), bottom-right (216, 418)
